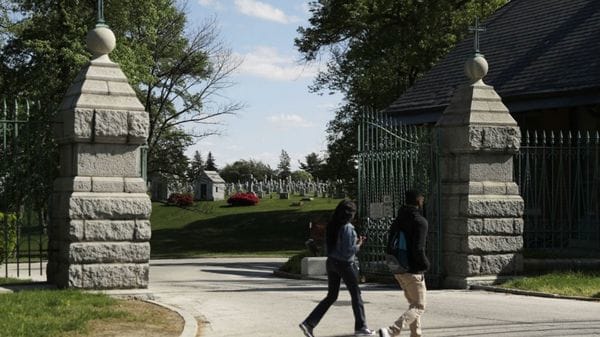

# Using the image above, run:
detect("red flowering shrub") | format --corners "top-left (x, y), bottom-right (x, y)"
top-left (167, 193), bottom-right (194, 207)
top-left (227, 192), bottom-right (259, 206)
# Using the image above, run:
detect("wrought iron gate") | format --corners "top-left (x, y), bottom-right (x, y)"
top-left (357, 109), bottom-right (442, 285)
top-left (1, 99), bottom-right (53, 280)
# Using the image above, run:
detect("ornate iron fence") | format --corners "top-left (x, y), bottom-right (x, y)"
top-left (515, 130), bottom-right (600, 257)
top-left (357, 109), bottom-right (442, 285)
top-left (1, 99), bottom-right (52, 280)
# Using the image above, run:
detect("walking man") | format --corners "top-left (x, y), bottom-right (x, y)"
top-left (379, 190), bottom-right (429, 337)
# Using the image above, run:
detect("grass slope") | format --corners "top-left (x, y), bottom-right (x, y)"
top-left (151, 196), bottom-right (341, 258)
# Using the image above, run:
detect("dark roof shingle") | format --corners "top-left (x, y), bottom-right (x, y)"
top-left (386, 0), bottom-right (600, 122)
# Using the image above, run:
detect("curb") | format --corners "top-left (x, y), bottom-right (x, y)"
top-left (470, 284), bottom-right (600, 302)
top-left (146, 299), bottom-right (199, 337)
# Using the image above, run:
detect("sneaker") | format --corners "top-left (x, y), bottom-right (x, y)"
top-left (355, 328), bottom-right (375, 336)
top-left (299, 322), bottom-right (314, 337)
top-left (377, 327), bottom-right (391, 337)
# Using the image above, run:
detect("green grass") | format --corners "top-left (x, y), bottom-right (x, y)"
top-left (151, 196), bottom-right (341, 258)
top-left (0, 290), bottom-right (127, 337)
top-left (501, 272), bottom-right (600, 298)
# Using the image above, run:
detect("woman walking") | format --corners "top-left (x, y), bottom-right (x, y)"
top-left (299, 200), bottom-right (375, 337)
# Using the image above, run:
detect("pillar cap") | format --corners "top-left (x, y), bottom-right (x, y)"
top-left (86, 26), bottom-right (116, 58)
top-left (465, 53), bottom-right (488, 83)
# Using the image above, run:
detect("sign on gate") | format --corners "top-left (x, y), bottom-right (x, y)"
top-left (357, 108), bottom-right (442, 286)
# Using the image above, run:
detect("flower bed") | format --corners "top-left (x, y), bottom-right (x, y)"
top-left (227, 192), bottom-right (259, 206)
top-left (167, 193), bottom-right (194, 207)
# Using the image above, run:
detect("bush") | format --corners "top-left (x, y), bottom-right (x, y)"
top-left (227, 192), bottom-right (259, 206)
top-left (167, 193), bottom-right (194, 207)
top-left (279, 250), bottom-right (310, 274)
top-left (0, 212), bottom-right (17, 264)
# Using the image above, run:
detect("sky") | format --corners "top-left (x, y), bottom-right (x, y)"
top-left (184, 0), bottom-right (343, 170)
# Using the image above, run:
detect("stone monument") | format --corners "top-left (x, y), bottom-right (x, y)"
top-left (435, 43), bottom-right (524, 288)
top-left (47, 9), bottom-right (151, 289)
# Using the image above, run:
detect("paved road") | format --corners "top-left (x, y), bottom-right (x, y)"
top-left (149, 258), bottom-right (600, 337)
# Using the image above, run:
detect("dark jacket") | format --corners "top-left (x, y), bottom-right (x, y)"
top-left (390, 205), bottom-right (430, 273)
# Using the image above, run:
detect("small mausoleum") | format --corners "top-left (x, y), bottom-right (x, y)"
top-left (194, 171), bottom-right (225, 201)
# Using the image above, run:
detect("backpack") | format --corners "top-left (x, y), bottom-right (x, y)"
top-left (385, 227), bottom-right (409, 274)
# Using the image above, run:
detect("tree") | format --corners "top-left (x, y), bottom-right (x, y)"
top-left (188, 150), bottom-right (204, 182)
top-left (0, 0), bottom-right (240, 183)
top-left (299, 152), bottom-right (325, 180)
top-left (205, 152), bottom-right (217, 171)
top-left (291, 170), bottom-right (313, 182)
top-left (219, 159), bottom-right (274, 183)
top-left (296, 0), bottom-right (507, 195)
top-left (148, 127), bottom-right (192, 179)
top-left (277, 150), bottom-right (291, 179)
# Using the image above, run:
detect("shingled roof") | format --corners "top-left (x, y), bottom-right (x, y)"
top-left (386, 0), bottom-right (600, 123)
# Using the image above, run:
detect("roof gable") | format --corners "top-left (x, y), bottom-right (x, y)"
top-left (200, 171), bottom-right (225, 183)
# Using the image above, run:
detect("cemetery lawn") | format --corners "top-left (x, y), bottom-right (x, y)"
top-left (500, 272), bottom-right (600, 298)
top-left (0, 290), bottom-right (183, 337)
top-left (151, 196), bottom-right (342, 258)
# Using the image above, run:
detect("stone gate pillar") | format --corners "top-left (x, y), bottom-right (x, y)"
top-left (435, 53), bottom-right (524, 288)
top-left (47, 23), bottom-right (151, 288)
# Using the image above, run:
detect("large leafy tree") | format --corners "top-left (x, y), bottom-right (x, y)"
top-left (0, 0), bottom-right (239, 181)
top-left (296, 0), bottom-right (507, 194)
top-left (219, 159), bottom-right (274, 183)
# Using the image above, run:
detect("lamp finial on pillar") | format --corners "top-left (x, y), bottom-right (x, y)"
top-left (86, 0), bottom-right (115, 59)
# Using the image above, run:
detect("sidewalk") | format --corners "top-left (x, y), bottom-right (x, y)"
top-left (148, 258), bottom-right (600, 337)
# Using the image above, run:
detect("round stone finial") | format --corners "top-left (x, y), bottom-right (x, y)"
top-left (464, 53), bottom-right (488, 83)
top-left (86, 26), bottom-right (116, 57)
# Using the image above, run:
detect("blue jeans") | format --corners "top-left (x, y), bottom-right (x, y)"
top-left (304, 257), bottom-right (368, 331)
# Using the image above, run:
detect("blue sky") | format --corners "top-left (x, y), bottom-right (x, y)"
top-left (184, 0), bottom-right (342, 170)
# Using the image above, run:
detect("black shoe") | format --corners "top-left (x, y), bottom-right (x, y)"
top-left (299, 322), bottom-right (314, 337)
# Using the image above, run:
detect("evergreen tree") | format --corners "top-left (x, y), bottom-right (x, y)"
top-left (277, 150), bottom-right (292, 179)
top-left (299, 152), bottom-right (325, 180)
top-left (188, 151), bottom-right (205, 182)
top-left (205, 152), bottom-right (217, 171)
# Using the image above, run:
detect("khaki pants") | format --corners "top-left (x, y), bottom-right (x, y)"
top-left (389, 273), bottom-right (427, 337)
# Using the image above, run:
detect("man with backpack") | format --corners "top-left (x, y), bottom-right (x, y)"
top-left (379, 190), bottom-right (430, 337)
